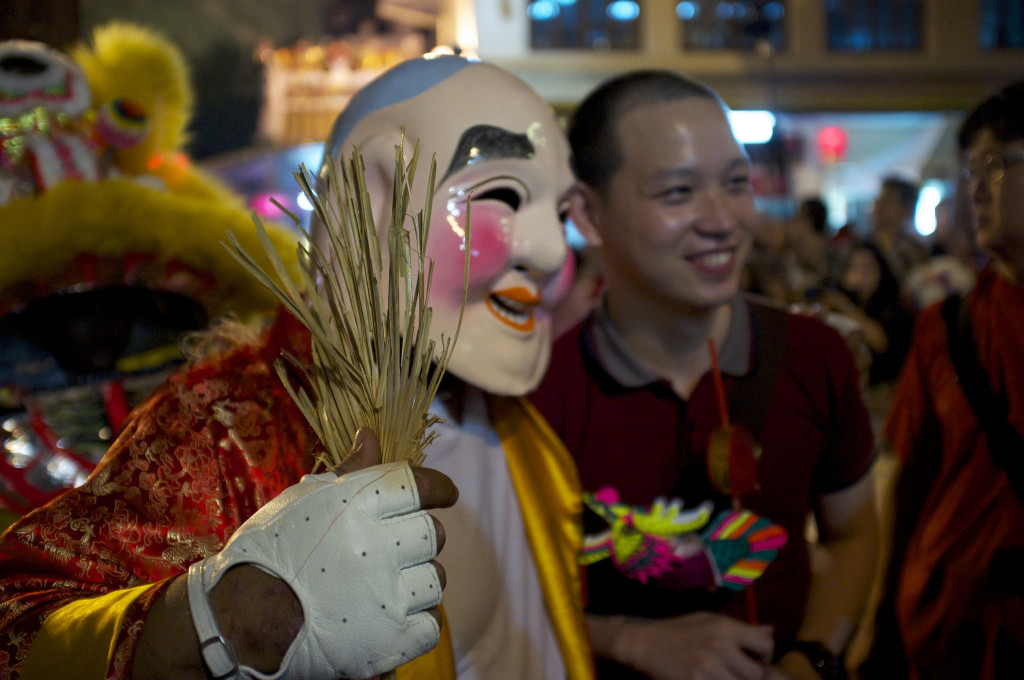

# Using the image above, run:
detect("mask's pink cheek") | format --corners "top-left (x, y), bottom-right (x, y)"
top-left (544, 251), bottom-right (576, 307)
top-left (428, 203), bottom-right (511, 292)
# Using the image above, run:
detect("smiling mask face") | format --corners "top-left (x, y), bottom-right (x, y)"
top-left (317, 58), bottom-right (575, 396)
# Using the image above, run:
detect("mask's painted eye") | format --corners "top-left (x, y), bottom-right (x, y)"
top-left (474, 186), bottom-right (521, 211)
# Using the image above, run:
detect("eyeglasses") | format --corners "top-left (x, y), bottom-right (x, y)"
top-left (962, 151), bottom-right (1024, 185)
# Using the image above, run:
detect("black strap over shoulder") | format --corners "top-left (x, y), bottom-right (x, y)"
top-left (727, 297), bottom-right (788, 437)
top-left (942, 293), bottom-right (1024, 507)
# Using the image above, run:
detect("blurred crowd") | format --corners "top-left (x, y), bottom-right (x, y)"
top-left (742, 176), bottom-right (980, 430)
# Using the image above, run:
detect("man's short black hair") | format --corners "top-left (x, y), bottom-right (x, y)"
top-left (568, 70), bottom-right (724, 193)
top-left (880, 175), bottom-right (920, 210)
top-left (799, 197), bottom-right (829, 233)
top-left (958, 79), bottom-right (1024, 150)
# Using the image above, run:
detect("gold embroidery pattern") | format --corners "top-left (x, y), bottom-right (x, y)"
top-left (0, 311), bottom-right (317, 677)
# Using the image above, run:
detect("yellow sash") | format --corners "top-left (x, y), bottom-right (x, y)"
top-left (20, 582), bottom-right (156, 680)
top-left (398, 396), bottom-right (594, 680)
top-left (491, 396), bottom-right (594, 680)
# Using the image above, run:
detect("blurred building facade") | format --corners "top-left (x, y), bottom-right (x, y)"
top-left (450, 0), bottom-right (1020, 114)
top-left (4, 0), bottom-right (1020, 231)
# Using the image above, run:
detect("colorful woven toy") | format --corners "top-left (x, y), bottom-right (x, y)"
top-left (581, 486), bottom-right (786, 592)
top-left (701, 508), bottom-right (788, 591)
top-left (581, 487), bottom-right (713, 585)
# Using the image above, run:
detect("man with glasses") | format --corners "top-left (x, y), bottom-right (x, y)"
top-left (866, 79), bottom-right (1024, 679)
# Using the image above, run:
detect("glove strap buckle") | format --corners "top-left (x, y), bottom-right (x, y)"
top-left (187, 561), bottom-right (241, 680)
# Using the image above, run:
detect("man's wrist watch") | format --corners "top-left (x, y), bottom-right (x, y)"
top-left (785, 640), bottom-right (844, 680)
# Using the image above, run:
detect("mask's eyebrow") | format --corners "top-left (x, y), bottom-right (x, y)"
top-left (440, 124), bottom-right (536, 184)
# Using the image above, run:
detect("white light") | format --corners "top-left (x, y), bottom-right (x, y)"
top-left (46, 453), bottom-right (83, 486)
top-left (528, 0), bottom-right (560, 20)
top-left (676, 1), bottom-right (699, 20)
top-left (915, 182), bottom-right (943, 237)
top-left (607, 1), bottom-right (640, 21)
top-left (565, 217), bottom-right (587, 250)
top-left (728, 110), bottom-right (776, 144)
top-left (297, 192), bottom-right (313, 211)
top-left (425, 46), bottom-right (456, 57)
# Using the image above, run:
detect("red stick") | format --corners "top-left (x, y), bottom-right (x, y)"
top-left (708, 339), bottom-right (759, 624)
top-left (707, 339), bottom-right (730, 428)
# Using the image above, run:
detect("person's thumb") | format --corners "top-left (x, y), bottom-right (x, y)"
top-left (330, 427), bottom-right (382, 477)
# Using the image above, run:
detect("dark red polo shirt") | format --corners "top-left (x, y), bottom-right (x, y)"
top-left (530, 295), bottom-right (875, 669)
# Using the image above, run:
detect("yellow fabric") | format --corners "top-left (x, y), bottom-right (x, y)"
top-left (490, 395), bottom-right (596, 680)
top-left (395, 605), bottom-right (457, 680)
top-left (0, 179), bottom-right (300, 320)
top-left (20, 583), bottom-right (156, 680)
top-left (72, 23), bottom-right (193, 170)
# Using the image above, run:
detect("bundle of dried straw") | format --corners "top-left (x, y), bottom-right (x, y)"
top-left (226, 137), bottom-right (468, 471)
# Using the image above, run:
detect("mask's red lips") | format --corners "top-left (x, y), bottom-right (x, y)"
top-left (487, 287), bottom-right (540, 332)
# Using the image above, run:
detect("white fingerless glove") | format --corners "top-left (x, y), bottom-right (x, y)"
top-left (187, 461), bottom-right (442, 680)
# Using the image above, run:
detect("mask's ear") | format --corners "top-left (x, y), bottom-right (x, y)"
top-left (569, 182), bottom-right (605, 248)
top-left (314, 129), bottom-right (405, 251)
top-left (354, 129), bottom-right (408, 242)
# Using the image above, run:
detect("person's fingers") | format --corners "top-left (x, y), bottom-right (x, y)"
top-left (403, 563), bottom-right (444, 613)
top-left (723, 650), bottom-right (770, 680)
top-left (413, 467), bottom-right (459, 510)
top-left (425, 606), bottom-right (442, 630)
top-left (423, 560), bottom-right (447, 629)
top-left (431, 515), bottom-right (446, 553)
top-left (330, 428), bottom-right (383, 477)
top-left (330, 430), bottom-right (457, 512)
top-left (432, 558), bottom-right (446, 591)
top-left (737, 623), bottom-right (775, 662)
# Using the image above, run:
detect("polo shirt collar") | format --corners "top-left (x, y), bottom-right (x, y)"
top-left (587, 294), bottom-right (752, 388)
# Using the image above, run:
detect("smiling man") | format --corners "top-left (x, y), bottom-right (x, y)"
top-left (530, 70), bottom-right (880, 680)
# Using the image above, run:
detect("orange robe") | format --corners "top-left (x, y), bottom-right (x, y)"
top-left (885, 266), bottom-right (1024, 679)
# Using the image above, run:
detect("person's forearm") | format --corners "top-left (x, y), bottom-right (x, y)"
top-left (132, 566), bottom-right (302, 679)
top-left (132, 574), bottom-right (206, 680)
top-left (790, 504), bottom-right (880, 655)
top-left (587, 612), bottom-right (631, 665)
top-left (828, 302), bottom-right (888, 354)
top-left (847, 312), bottom-right (888, 354)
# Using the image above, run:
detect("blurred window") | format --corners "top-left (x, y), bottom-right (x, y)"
top-left (979, 0), bottom-right (1024, 49)
top-left (676, 1), bottom-right (786, 51)
top-left (826, 0), bottom-right (921, 51)
top-left (528, 0), bottom-right (641, 50)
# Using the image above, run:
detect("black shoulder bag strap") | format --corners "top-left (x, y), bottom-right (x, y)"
top-left (727, 298), bottom-right (788, 438)
top-left (942, 293), bottom-right (1024, 507)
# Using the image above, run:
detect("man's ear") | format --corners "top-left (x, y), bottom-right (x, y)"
top-left (569, 183), bottom-right (605, 248)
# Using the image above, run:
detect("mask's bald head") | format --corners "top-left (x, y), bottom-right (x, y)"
top-left (321, 55), bottom-right (474, 171)
top-left (313, 55), bottom-right (575, 396)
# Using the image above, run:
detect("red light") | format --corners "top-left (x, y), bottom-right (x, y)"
top-left (816, 126), bottom-right (848, 164)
